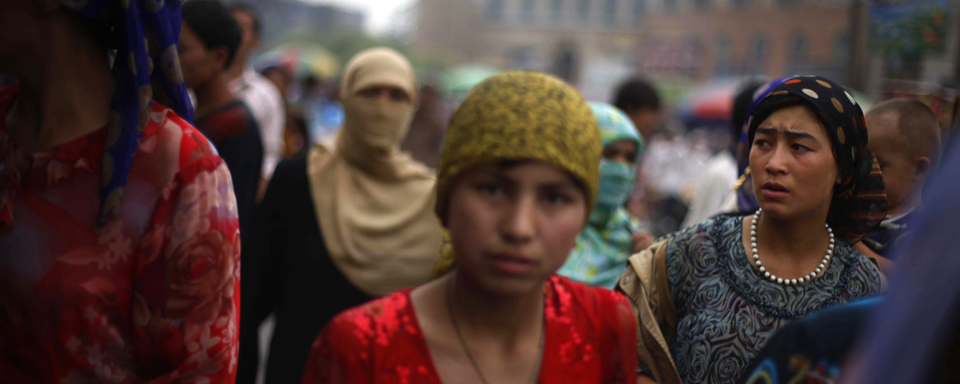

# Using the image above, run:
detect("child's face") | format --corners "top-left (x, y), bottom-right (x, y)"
top-left (867, 112), bottom-right (920, 213)
top-left (444, 161), bottom-right (588, 296)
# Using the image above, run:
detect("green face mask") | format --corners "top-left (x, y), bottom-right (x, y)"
top-left (595, 159), bottom-right (636, 209)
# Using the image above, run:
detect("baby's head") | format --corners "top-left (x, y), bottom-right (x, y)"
top-left (866, 98), bottom-right (942, 214)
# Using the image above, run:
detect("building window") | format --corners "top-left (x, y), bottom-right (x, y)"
top-left (776, 0), bottom-right (802, 7)
top-left (579, 0), bottom-right (590, 22)
top-left (748, 34), bottom-right (769, 75)
top-left (663, 0), bottom-right (678, 12)
top-left (789, 31), bottom-right (808, 60)
top-left (552, 0), bottom-right (564, 20)
top-left (717, 35), bottom-right (731, 60)
top-left (713, 34), bottom-right (733, 76)
top-left (634, 0), bottom-right (645, 19)
top-left (510, 47), bottom-right (539, 69)
top-left (485, 0), bottom-right (503, 23)
top-left (606, 0), bottom-right (618, 23)
top-left (833, 33), bottom-right (850, 64)
top-left (522, 0), bottom-right (536, 23)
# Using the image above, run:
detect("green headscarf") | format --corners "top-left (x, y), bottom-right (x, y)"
top-left (558, 102), bottom-right (644, 288)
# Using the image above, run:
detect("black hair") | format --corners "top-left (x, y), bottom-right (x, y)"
top-left (731, 80), bottom-right (767, 144)
top-left (182, 0), bottom-right (242, 69)
top-left (229, 2), bottom-right (262, 36)
top-left (613, 78), bottom-right (661, 113)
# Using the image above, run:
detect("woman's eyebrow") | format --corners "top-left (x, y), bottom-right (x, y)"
top-left (756, 127), bottom-right (817, 141)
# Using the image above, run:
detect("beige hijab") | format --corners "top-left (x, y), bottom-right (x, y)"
top-left (307, 48), bottom-right (442, 296)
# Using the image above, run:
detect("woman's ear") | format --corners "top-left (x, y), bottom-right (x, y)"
top-left (914, 156), bottom-right (932, 182)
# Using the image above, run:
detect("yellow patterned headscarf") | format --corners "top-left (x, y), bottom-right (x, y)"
top-left (432, 71), bottom-right (601, 276)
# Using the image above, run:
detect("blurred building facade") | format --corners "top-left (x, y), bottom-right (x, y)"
top-left (226, 0), bottom-right (365, 48)
top-left (414, 0), bottom-right (959, 100)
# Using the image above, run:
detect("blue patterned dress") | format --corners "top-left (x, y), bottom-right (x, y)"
top-left (665, 215), bottom-right (882, 384)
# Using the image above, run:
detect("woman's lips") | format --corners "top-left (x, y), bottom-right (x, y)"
top-left (489, 254), bottom-right (538, 275)
top-left (761, 181), bottom-right (790, 199)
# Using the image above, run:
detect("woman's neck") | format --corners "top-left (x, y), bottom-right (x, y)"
top-left (754, 209), bottom-right (831, 270)
top-left (7, 12), bottom-right (114, 153)
top-left (448, 272), bottom-right (544, 342)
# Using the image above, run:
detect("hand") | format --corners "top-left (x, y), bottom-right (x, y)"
top-left (632, 230), bottom-right (655, 253)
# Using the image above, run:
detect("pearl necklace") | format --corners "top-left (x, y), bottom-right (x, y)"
top-left (750, 208), bottom-right (834, 285)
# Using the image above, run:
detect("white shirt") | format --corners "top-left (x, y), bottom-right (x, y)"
top-left (230, 68), bottom-right (285, 180)
top-left (681, 150), bottom-right (739, 229)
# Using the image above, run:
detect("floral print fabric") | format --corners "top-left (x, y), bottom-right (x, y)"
top-left (301, 276), bottom-right (638, 384)
top-left (0, 86), bottom-right (240, 383)
top-left (665, 215), bottom-right (882, 384)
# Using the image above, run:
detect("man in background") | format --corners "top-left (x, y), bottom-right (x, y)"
top-left (180, 0), bottom-right (263, 245)
top-left (226, 3), bottom-right (285, 200)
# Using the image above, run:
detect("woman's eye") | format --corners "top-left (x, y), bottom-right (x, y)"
top-left (791, 143), bottom-right (810, 152)
top-left (754, 139), bottom-right (770, 148)
top-left (476, 183), bottom-right (504, 196)
top-left (542, 193), bottom-right (573, 205)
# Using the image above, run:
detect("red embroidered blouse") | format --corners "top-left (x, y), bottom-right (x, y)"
top-left (302, 275), bottom-right (638, 384)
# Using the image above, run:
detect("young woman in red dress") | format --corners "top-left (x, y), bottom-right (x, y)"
top-left (300, 71), bottom-right (639, 384)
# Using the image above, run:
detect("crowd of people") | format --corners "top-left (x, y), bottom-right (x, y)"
top-left (0, 0), bottom-right (958, 383)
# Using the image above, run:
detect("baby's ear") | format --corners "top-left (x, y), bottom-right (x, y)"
top-left (914, 156), bottom-right (933, 181)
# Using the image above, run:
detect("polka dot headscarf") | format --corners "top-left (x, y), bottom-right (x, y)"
top-left (746, 75), bottom-right (887, 244)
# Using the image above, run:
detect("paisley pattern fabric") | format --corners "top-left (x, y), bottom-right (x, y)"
top-left (740, 76), bottom-right (887, 244)
top-left (665, 215), bottom-right (882, 384)
top-left (301, 276), bottom-right (638, 384)
top-left (432, 71), bottom-right (601, 276)
top-left (61, 0), bottom-right (194, 226)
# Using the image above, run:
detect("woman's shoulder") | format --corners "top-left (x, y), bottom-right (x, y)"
top-left (273, 149), bottom-right (309, 182)
top-left (139, 102), bottom-right (222, 174)
top-left (304, 289), bottom-right (429, 383)
top-left (548, 276), bottom-right (633, 329)
top-left (839, 242), bottom-right (885, 294)
top-left (323, 289), bottom-right (420, 343)
top-left (665, 214), bottom-right (742, 260)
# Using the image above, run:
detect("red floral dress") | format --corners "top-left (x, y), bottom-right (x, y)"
top-left (302, 275), bottom-right (638, 384)
top-left (0, 85), bottom-right (241, 383)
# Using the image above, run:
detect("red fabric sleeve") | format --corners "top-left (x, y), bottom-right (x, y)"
top-left (130, 156), bottom-right (242, 383)
top-left (301, 311), bottom-right (373, 384)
